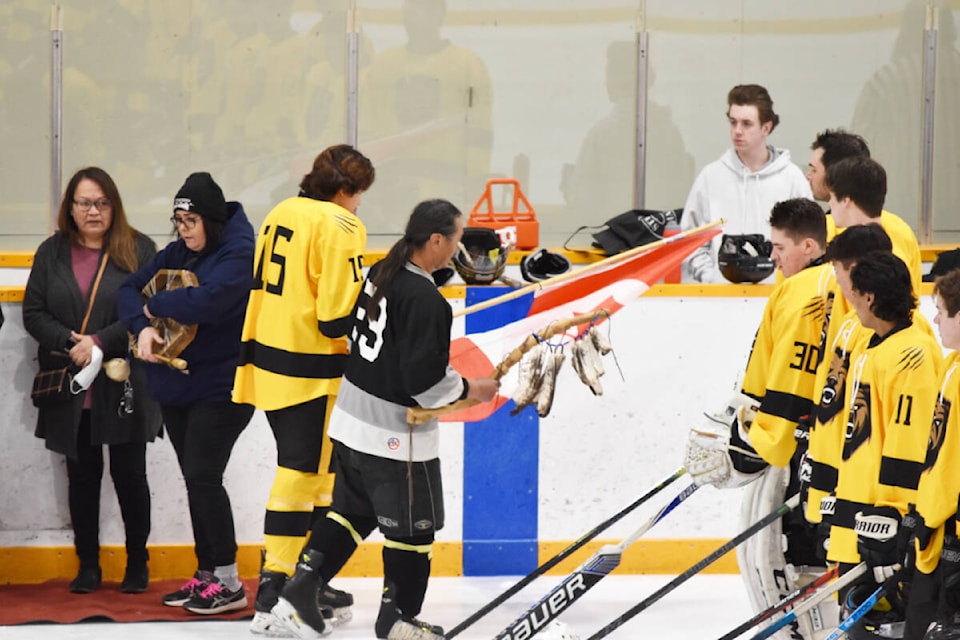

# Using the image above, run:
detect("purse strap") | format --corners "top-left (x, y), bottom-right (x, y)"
top-left (79, 252), bottom-right (109, 334)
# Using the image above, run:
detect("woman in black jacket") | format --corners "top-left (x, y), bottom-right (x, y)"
top-left (23, 167), bottom-right (161, 594)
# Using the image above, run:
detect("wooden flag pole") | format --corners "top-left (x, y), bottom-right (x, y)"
top-left (406, 309), bottom-right (610, 425)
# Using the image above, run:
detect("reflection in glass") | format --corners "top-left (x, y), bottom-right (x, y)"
top-left (359, 0), bottom-right (494, 234)
top-left (851, 0), bottom-right (960, 240)
top-left (561, 41), bottom-right (694, 225)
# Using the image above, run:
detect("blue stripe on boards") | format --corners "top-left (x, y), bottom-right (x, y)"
top-left (462, 286), bottom-right (539, 576)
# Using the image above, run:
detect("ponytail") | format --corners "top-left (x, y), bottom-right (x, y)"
top-left (367, 199), bottom-right (461, 318)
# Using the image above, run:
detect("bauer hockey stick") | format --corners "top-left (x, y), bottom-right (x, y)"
top-left (716, 565), bottom-right (840, 640)
top-left (822, 571), bottom-right (901, 640)
top-left (585, 493), bottom-right (801, 640)
top-left (446, 466), bottom-right (689, 638)
top-left (746, 562), bottom-right (867, 640)
top-left (492, 481), bottom-right (702, 640)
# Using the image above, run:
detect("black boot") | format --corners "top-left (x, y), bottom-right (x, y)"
top-left (120, 562), bottom-right (150, 594)
top-left (272, 550), bottom-right (328, 638)
top-left (69, 566), bottom-right (102, 594)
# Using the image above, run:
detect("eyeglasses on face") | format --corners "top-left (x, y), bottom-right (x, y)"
top-left (170, 214), bottom-right (201, 230)
top-left (73, 199), bottom-right (112, 212)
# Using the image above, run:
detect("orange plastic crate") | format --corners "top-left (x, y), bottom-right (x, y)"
top-left (468, 178), bottom-right (539, 249)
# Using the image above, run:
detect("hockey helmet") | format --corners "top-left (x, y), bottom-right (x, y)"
top-left (520, 248), bottom-right (571, 282)
top-left (842, 582), bottom-right (905, 640)
top-left (717, 233), bottom-right (775, 284)
top-left (452, 228), bottom-right (510, 285)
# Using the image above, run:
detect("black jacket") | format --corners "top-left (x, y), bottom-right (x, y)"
top-left (23, 231), bottom-right (163, 459)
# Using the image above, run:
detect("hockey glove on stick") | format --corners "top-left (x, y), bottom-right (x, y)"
top-left (855, 505), bottom-right (903, 583)
top-left (684, 393), bottom-right (765, 489)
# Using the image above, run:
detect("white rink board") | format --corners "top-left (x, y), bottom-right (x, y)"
top-left (0, 291), bottom-right (942, 548)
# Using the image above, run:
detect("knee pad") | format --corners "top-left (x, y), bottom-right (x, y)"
top-left (267, 466), bottom-right (323, 513)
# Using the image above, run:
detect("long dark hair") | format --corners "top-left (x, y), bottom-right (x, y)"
top-left (367, 199), bottom-right (461, 318)
top-left (58, 166), bottom-right (141, 272)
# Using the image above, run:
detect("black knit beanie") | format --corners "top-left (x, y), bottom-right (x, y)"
top-left (173, 172), bottom-right (227, 223)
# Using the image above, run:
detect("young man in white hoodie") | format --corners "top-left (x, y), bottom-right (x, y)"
top-left (681, 84), bottom-right (813, 283)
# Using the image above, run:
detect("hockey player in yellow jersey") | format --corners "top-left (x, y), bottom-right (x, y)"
top-left (901, 270), bottom-right (960, 639)
top-left (806, 155), bottom-right (926, 530)
top-left (805, 225), bottom-right (895, 528)
top-left (686, 198), bottom-right (837, 639)
top-left (232, 144), bottom-right (375, 636)
top-left (826, 252), bottom-right (943, 638)
top-left (804, 130), bottom-right (921, 288)
top-left (825, 155), bottom-right (922, 294)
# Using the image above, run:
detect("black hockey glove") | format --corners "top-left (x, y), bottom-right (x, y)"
top-left (897, 504), bottom-right (929, 575)
top-left (855, 505), bottom-right (902, 583)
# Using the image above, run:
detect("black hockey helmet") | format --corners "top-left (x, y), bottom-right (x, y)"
top-left (842, 582), bottom-right (905, 640)
top-left (717, 233), bottom-right (775, 284)
top-left (452, 227), bottom-right (510, 285)
top-left (520, 248), bottom-right (571, 282)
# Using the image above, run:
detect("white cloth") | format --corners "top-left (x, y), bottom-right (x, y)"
top-left (681, 146), bottom-right (813, 283)
top-left (71, 344), bottom-right (103, 393)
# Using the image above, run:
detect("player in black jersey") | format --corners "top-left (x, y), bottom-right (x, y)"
top-left (272, 199), bottom-right (499, 640)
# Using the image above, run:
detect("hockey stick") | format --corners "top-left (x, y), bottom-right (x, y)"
top-left (746, 563), bottom-right (867, 640)
top-left (445, 466), bottom-right (688, 639)
top-left (585, 493), bottom-right (801, 640)
top-left (822, 571), bottom-right (901, 640)
top-left (716, 565), bottom-right (840, 640)
top-left (492, 481), bottom-right (702, 640)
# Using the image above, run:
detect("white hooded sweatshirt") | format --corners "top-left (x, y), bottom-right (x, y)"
top-left (681, 146), bottom-right (812, 283)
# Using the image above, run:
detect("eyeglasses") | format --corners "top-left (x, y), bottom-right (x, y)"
top-left (73, 199), bottom-right (112, 212)
top-left (170, 214), bottom-right (200, 230)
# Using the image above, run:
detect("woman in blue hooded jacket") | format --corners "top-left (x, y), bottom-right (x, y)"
top-left (118, 172), bottom-right (255, 615)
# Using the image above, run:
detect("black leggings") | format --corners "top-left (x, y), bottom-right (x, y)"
top-left (67, 410), bottom-right (150, 568)
top-left (163, 401), bottom-right (253, 570)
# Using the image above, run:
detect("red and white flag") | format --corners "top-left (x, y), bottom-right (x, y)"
top-left (444, 225), bottom-right (721, 422)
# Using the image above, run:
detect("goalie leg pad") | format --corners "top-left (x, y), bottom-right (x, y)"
top-left (794, 568), bottom-right (841, 640)
top-left (738, 466), bottom-right (796, 638)
top-left (738, 467), bottom-right (833, 640)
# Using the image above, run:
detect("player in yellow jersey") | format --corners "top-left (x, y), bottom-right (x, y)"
top-left (827, 252), bottom-right (943, 638)
top-left (804, 129), bottom-right (921, 289)
top-left (825, 156), bottom-right (922, 294)
top-left (232, 144), bottom-right (375, 636)
top-left (805, 225), bottom-right (894, 529)
top-left (686, 198), bottom-right (837, 639)
top-left (901, 270), bottom-right (960, 639)
top-left (806, 154), bottom-right (925, 532)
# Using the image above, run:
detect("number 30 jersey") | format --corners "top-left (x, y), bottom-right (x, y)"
top-left (233, 196), bottom-right (367, 411)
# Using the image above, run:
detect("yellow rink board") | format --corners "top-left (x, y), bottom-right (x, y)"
top-left (0, 539), bottom-right (738, 584)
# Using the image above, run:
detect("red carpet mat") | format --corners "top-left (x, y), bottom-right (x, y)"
top-left (0, 578), bottom-right (258, 625)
